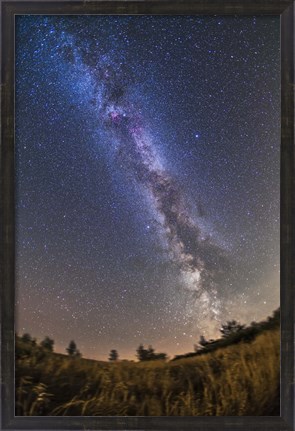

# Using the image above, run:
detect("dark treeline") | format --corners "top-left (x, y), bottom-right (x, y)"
top-left (16, 335), bottom-right (82, 357)
top-left (172, 307), bottom-right (280, 361)
top-left (16, 308), bottom-right (280, 363)
top-left (136, 344), bottom-right (167, 361)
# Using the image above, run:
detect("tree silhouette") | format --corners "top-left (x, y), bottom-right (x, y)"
top-left (40, 336), bottom-right (54, 352)
top-left (220, 320), bottom-right (245, 338)
top-left (153, 352), bottom-right (167, 360)
top-left (66, 340), bottom-right (78, 356)
top-left (20, 333), bottom-right (37, 346)
top-left (268, 307), bottom-right (280, 326)
top-left (109, 349), bottom-right (119, 361)
top-left (136, 344), bottom-right (148, 361)
top-left (136, 344), bottom-right (167, 361)
top-left (147, 345), bottom-right (155, 358)
top-left (199, 335), bottom-right (209, 347)
top-left (21, 333), bottom-right (32, 343)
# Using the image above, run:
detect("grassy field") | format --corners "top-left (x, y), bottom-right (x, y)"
top-left (15, 327), bottom-right (280, 416)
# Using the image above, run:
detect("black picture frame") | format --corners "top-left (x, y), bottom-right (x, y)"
top-left (1, 1), bottom-right (294, 430)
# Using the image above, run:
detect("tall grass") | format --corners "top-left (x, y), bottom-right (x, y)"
top-left (15, 328), bottom-right (280, 416)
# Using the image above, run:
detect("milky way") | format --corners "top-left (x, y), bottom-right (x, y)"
top-left (60, 34), bottom-right (230, 330)
top-left (15, 16), bottom-right (280, 359)
top-left (110, 83), bottom-right (226, 326)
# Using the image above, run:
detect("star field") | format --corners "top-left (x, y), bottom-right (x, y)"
top-left (15, 15), bottom-right (280, 360)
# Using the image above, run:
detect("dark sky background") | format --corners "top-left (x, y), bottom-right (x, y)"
top-left (15, 15), bottom-right (280, 360)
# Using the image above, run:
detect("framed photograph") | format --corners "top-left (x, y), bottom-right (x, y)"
top-left (1, 1), bottom-right (294, 430)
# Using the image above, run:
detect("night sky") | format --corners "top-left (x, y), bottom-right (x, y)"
top-left (15, 15), bottom-right (280, 360)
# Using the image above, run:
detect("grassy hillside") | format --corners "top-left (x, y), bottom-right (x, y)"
top-left (16, 327), bottom-right (280, 416)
